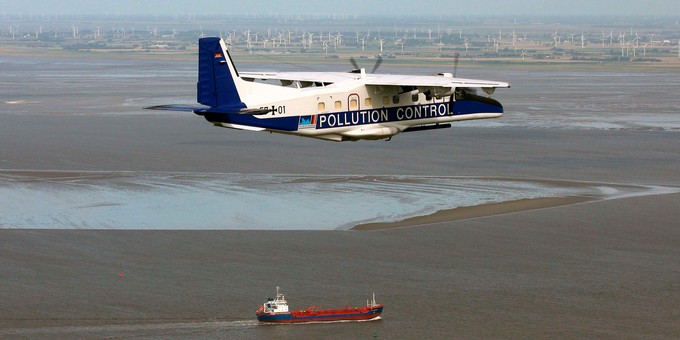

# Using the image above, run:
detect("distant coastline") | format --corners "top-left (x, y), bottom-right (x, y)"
top-left (2, 14), bottom-right (679, 69)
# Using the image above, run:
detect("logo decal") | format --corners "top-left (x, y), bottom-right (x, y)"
top-left (298, 115), bottom-right (317, 129)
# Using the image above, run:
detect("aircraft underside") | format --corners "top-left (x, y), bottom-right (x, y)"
top-left (202, 95), bottom-right (502, 141)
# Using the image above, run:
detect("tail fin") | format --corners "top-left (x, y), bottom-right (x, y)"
top-left (197, 37), bottom-right (246, 110)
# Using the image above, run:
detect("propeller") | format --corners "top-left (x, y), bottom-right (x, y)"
top-left (449, 53), bottom-right (479, 99)
top-left (349, 55), bottom-right (383, 74)
top-left (453, 52), bottom-right (460, 78)
top-left (349, 56), bottom-right (360, 70)
top-left (371, 55), bottom-right (383, 73)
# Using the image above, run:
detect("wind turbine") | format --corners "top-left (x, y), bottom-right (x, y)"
top-left (619, 32), bottom-right (626, 47)
top-left (632, 44), bottom-right (637, 58)
top-left (552, 31), bottom-right (559, 46)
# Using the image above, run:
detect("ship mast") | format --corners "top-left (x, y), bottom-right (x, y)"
top-left (367, 292), bottom-right (377, 307)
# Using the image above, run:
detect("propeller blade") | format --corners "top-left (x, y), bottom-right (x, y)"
top-left (349, 57), bottom-right (360, 70)
top-left (453, 52), bottom-right (460, 78)
top-left (371, 55), bottom-right (383, 74)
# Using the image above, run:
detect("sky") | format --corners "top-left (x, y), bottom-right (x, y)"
top-left (1, 0), bottom-right (679, 17)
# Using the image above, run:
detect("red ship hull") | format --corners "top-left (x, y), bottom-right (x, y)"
top-left (257, 305), bottom-right (384, 323)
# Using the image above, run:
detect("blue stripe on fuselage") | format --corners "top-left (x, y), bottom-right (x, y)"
top-left (316, 99), bottom-right (502, 129)
top-left (201, 99), bottom-right (502, 132)
top-left (201, 111), bottom-right (300, 131)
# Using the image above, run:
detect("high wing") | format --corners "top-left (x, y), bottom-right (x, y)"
top-left (239, 71), bottom-right (510, 88)
top-left (241, 71), bottom-right (354, 83)
top-left (362, 74), bottom-right (510, 88)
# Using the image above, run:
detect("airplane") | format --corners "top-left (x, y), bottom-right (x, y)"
top-left (146, 37), bottom-right (510, 142)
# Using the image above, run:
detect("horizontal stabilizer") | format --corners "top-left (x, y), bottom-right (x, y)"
top-left (145, 105), bottom-right (271, 116)
top-left (194, 107), bottom-right (272, 116)
top-left (233, 108), bottom-right (273, 115)
top-left (144, 104), bottom-right (208, 112)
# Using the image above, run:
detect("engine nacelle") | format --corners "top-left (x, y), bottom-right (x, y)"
top-left (340, 126), bottom-right (401, 141)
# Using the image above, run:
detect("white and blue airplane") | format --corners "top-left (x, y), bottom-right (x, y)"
top-left (147, 37), bottom-right (510, 142)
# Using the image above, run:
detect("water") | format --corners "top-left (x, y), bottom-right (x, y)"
top-left (3, 56), bottom-right (680, 130)
top-left (465, 69), bottom-right (680, 130)
top-left (0, 57), bottom-right (196, 115)
top-left (1, 51), bottom-right (680, 339)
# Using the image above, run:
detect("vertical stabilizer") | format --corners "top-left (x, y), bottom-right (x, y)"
top-left (197, 37), bottom-right (246, 110)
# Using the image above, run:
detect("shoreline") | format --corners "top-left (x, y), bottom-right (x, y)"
top-left (351, 195), bottom-right (594, 231)
top-left (2, 43), bottom-right (679, 70)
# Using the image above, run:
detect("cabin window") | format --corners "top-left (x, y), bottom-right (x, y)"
top-left (412, 93), bottom-right (419, 102)
top-left (364, 98), bottom-right (372, 107)
top-left (392, 95), bottom-right (400, 104)
top-left (382, 96), bottom-right (389, 106)
top-left (350, 98), bottom-right (358, 110)
top-left (318, 102), bottom-right (326, 112)
top-left (334, 101), bottom-right (342, 109)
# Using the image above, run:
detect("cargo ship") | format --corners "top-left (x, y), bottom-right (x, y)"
top-left (256, 287), bottom-right (383, 323)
